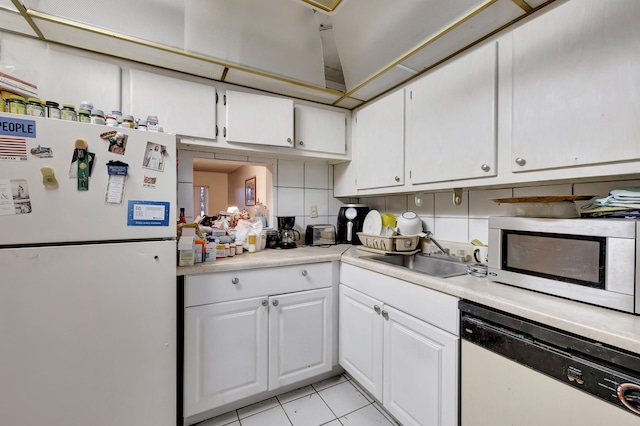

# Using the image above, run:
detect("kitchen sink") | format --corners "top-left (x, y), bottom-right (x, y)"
top-left (367, 253), bottom-right (469, 278)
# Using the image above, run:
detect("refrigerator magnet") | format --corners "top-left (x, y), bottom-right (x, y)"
top-left (127, 200), bottom-right (170, 226)
top-left (68, 138), bottom-right (95, 190)
top-left (100, 130), bottom-right (128, 155)
top-left (105, 160), bottom-right (128, 206)
top-left (142, 141), bottom-right (167, 172)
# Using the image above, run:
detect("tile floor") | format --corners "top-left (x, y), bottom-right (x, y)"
top-left (196, 374), bottom-right (400, 426)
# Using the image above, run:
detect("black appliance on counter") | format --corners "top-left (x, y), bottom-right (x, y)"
top-left (277, 216), bottom-right (300, 249)
top-left (336, 204), bottom-right (370, 245)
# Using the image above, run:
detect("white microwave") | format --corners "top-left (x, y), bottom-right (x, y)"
top-left (488, 217), bottom-right (639, 314)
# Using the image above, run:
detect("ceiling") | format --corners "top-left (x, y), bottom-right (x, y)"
top-left (1, 0), bottom-right (554, 109)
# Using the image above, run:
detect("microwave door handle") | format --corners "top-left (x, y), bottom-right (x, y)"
top-left (346, 222), bottom-right (353, 242)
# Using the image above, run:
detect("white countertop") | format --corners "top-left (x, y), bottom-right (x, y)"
top-left (178, 244), bottom-right (640, 355)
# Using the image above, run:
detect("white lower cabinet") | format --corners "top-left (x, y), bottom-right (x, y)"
top-left (183, 263), bottom-right (335, 417)
top-left (339, 264), bottom-right (459, 426)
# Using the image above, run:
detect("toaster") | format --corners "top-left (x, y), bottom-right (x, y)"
top-left (305, 224), bottom-right (337, 246)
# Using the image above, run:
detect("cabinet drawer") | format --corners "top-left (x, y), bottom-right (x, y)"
top-left (185, 262), bottom-right (333, 307)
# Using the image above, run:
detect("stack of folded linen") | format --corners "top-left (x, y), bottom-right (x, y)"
top-left (580, 187), bottom-right (640, 217)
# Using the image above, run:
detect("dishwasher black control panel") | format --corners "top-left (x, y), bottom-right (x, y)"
top-left (459, 300), bottom-right (640, 416)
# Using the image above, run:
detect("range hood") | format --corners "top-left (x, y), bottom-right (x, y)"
top-left (1, 0), bottom-right (554, 109)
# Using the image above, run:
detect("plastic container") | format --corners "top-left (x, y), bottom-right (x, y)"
top-left (121, 115), bottom-right (135, 128)
top-left (137, 120), bottom-right (147, 131)
top-left (46, 101), bottom-right (61, 119)
top-left (5, 94), bottom-right (26, 115)
top-left (248, 232), bottom-right (257, 254)
top-left (90, 109), bottom-right (106, 125)
top-left (78, 109), bottom-right (91, 123)
top-left (61, 104), bottom-right (77, 121)
top-left (26, 98), bottom-right (46, 117)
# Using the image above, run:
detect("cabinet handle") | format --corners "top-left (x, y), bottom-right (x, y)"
top-left (261, 300), bottom-right (268, 307)
top-left (223, 127), bottom-right (227, 138)
top-left (381, 310), bottom-right (389, 320)
top-left (301, 270), bottom-right (308, 276)
top-left (231, 277), bottom-right (239, 285)
top-left (272, 299), bottom-right (279, 307)
top-left (481, 163), bottom-right (490, 172)
top-left (287, 138), bottom-right (292, 143)
top-left (374, 305), bottom-right (381, 314)
top-left (394, 176), bottom-right (400, 182)
top-left (515, 157), bottom-right (527, 166)
top-left (299, 140), bottom-right (305, 146)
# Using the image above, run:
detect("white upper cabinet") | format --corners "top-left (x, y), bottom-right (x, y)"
top-left (355, 89), bottom-right (405, 190)
top-left (510, 0), bottom-right (640, 173)
top-left (406, 41), bottom-right (498, 185)
top-left (129, 69), bottom-right (217, 139)
top-left (294, 105), bottom-right (346, 154)
top-left (225, 90), bottom-right (294, 147)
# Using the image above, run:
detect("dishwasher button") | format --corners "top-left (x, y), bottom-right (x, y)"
top-left (617, 383), bottom-right (640, 414)
top-left (567, 366), bottom-right (585, 385)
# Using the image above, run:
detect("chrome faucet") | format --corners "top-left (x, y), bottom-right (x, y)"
top-left (425, 231), bottom-right (450, 256)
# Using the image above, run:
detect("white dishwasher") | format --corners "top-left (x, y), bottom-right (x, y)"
top-left (459, 301), bottom-right (640, 425)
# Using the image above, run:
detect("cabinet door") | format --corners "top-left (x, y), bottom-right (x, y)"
top-left (268, 288), bottom-right (333, 390)
top-left (129, 69), bottom-right (217, 139)
top-left (338, 284), bottom-right (384, 401)
top-left (184, 296), bottom-right (268, 416)
top-left (225, 90), bottom-right (294, 147)
top-left (406, 42), bottom-right (497, 184)
top-left (355, 90), bottom-right (405, 190)
top-left (510, 1), bottom-right (640, 172)
top-left (383, 304), bottom-right (459, 426)
top-left (294, 105), bottom-right (346, 154)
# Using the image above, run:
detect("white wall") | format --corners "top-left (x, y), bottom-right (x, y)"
top-left (193, 171), bottom-right (228, 216)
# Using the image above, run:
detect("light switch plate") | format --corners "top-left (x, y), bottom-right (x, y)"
top-left (310, 205), bottom-right (318, 218)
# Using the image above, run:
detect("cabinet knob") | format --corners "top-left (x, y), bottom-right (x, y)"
top-left (231, 277), bottom-right (239, 285)
top-left (262, 300), bottom-right (268, 307)
top-left (515, 157), bottom-right (527, 166)
top-left (481, 163), bottom-right (491, 172)
top-left (374, 305), bottom-right (381, 314)
top-left (272, 299), bottom-right (279, 307)
top-left (394, 176), bottom-right (400, 182)
top-left (301, 270), bottom-right (308, 276)
top-left (299, 140), bottom-right (305, 146)
top-left (287, 138), bottom-right (292, 143)
top-left (381, 310), bottom-right (389, 320)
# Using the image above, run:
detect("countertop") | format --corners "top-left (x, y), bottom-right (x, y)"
top-left (177, 244), bottom-right (350, 275)
top-left (178, 244), bottom-right (640, 355)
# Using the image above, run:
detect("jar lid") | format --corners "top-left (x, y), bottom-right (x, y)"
top-left (6, 94), bottom-right (26, 101)
top-left (62, 104), bottom-right (76, 109)
top-left (122, 114), bottom-right (134, 121)
top-left (138, 120), bottom-right (147, 125)
top-left (45, 101), bottom-right (59, 107)
top-left (91, 109), bottom-right (105, 116)
top-left (78, 109), bottom-right (90, 114)
top-left (27, 97), bottom-right (44, 104)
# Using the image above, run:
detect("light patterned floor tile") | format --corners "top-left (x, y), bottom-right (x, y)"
top-left (320, 420), bottom-right (342, 426)
top-left (282, 392), bottom-right (336, 426)
top-left (240, 405), bottom-right (292, 426)
top-left (311, 375), bottom-right (348, 391)
top-left (339, 404), bottom-right (395, 426)
top-left (348, 380), bottom-right (375, 403)
top-left (237, 397), bottom-right (280, 419)
top-left (373, 402), bottom-right (401, 425)
top-left (318, 381), bottom-right (370, 418)
top-left (277, 385), bottom-right (316, 404)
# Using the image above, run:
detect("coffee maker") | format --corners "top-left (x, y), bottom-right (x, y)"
top-left (277, 216), bottom-right (300, 249)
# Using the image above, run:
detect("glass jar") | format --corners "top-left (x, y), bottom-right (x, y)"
top-left (5, 94), bottom-right (26, 115)
top-left (46, 101), bottom-right (61, 119)
top-left (121, 115), bottom-right (135, 128)
top-left (105, 114), bottom-right (118, 127)
top-left (26, 98), bottom-right (46, 117)
top-left (78, 109), bottom-right (91, 123)
top-left (61, 104), bottom-right (77, 121)
top-left (137, 120), bottom-right (147, 131)
top-left (90, 109), bottom-right (106, 125)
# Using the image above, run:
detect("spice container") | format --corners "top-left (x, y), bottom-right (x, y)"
top-left (146, 115), bottom-right (159, 132)
top-left (78, 109), bottom-right (91, 123)
top-left (137, 120), bottom-right (147, 131)
top-left (5, 94), bottom-right (26, 115)
top-left (121, 115), bottom-right (135, 128)
top-left (46, 101), bottom-right (61, 119)
top-left (248, 232), bottom-right (257, 254)
top-left (61, 104), bottom-right (77, 121)
top-left (26, 98), bottom-right (46, 117)
top-left (90, 109), bottom-right (106, 125)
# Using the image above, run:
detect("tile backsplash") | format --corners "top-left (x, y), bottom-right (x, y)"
top-left (179, 151), bottom-right (640, 245)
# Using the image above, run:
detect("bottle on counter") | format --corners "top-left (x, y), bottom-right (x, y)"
top-left (178, 208), bottom-right (187, 224)
top-left (205, 239), bottom-right (216, 263)
top-left (215, 239), bottom-right (226, 259)
top-left (248, 232), bottom-right (257, 254)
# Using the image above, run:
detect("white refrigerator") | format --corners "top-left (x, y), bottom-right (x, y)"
top-left (0, 112), bottom-right (177, 425)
